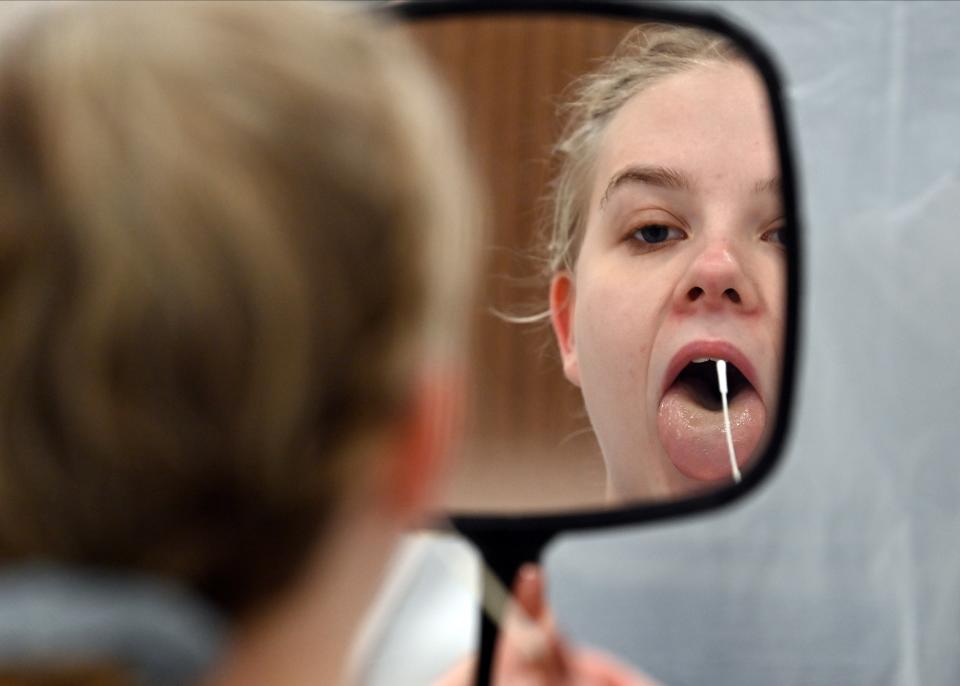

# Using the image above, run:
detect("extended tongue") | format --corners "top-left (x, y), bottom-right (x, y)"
top-left (656, 371), bottom-right (765, 482)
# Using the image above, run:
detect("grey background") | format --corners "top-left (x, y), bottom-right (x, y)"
top-left (365, 2), bottom-right (960, 684)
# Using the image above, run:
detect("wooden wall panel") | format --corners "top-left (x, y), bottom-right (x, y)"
top-left (405, 16), bottom-right (641, 510)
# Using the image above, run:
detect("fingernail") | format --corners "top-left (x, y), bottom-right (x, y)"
top-left (516, 563), bottom-right (538, 588)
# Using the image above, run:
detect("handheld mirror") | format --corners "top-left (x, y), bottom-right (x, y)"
top-left (385, 1), bottom-right (800, 524)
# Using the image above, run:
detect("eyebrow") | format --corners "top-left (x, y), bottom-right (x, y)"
top-left (754, 176), bottom-right (781, 194)
top-left (600, 164), bottom-right (782, 209)
top-left (600, 165), bottom-right (691, 209)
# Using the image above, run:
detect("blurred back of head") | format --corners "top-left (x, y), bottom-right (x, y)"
top-left (0, 0), bottom-right (475, 620)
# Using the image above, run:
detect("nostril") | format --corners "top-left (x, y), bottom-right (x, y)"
top-left (687, 286), bottom-right (704, 301)
top-left (724, 288), bottom-right (741, 304)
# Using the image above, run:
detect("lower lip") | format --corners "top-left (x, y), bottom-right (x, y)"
top-left (656, 381), bottom-right (766, 481)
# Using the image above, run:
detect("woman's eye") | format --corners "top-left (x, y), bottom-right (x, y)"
top-left (762, 226), bottom-right (787, 245)
top-left (631, 223), bottom-right (685, 245)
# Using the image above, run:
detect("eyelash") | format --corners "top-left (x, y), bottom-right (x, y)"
top-left (761, 226), bottom-right (787, 245)
top-left (627, 223), bottom-right (687, 251)
top-left (626, 223), bottom-right (788, 251)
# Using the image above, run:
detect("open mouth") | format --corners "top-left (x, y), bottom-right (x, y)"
top-left (656, 347), bottom-right (767, 482)
top-left (672, 358), bottom-right (751, 412)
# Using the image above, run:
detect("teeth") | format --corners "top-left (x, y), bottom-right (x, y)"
top-left (692, 357), bottom-right (717, 363)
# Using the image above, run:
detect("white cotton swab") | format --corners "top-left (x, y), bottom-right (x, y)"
top-left (716, 359), bottom-right (742, 483)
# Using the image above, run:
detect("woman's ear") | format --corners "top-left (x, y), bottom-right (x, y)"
top-left (381, 364), bottom-right (465, 524)
top-left (549, 272), bottom-right (581, 387)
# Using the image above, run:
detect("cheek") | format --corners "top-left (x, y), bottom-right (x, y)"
top-left (758, 255), bottom-right (787, 322)
top-left (572, 275), bottom-right (658, 388)
top-left (751, 254), bottom-right (787, 374)
top-left (570, 272), bottom-right (666, 474)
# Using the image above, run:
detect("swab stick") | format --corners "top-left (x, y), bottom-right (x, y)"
top-left (716, 359), bottom-right (742, 483)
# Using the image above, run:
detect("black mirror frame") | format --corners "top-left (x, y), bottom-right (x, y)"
top-left (380, 0), bottom-right (803, 544)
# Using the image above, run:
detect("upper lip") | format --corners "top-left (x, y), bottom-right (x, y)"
top-left (661, 340), bottom-right (762, 400)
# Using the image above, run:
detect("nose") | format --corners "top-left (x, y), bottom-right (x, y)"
top-left (673, 237), bottom-right (759, 313)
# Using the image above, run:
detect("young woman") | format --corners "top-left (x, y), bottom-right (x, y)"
top-left (547, 25), bottom-right (786, 502)
top-left (0, 2), bottom-right (477, 684)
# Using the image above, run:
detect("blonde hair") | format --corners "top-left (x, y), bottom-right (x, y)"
top-left (0, 0), bottom-right (475, 618)
top-left (545, 24), bottom-right (744, 275)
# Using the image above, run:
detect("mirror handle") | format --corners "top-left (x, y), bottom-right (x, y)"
top-left (461, 529), bottom-right (556, 685)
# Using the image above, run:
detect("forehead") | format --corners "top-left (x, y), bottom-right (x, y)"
top-left (591, 62), bottom-right (778, 202)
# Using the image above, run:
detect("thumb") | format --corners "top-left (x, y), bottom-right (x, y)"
top-left (513, 563), bottom-right (546, 620)
top-left (500, 564), bottom-right (574, 680)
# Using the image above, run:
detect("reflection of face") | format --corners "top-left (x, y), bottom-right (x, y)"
top-left (550, 62), bottom-right (785, 501)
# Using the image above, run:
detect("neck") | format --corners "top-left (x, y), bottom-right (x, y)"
top-left (206, 498), bottom-right (401, 686)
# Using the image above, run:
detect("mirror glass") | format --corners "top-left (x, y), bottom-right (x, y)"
top-left (400, 13), bottom-right (789, 513)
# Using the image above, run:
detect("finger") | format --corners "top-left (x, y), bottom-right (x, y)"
top-left (502, 564), bottom-right (549, 661)
top-left (507, 565), bottom-right (580, 681)
top-left (574, 648), bottom-right (664, 686)
top-left (493, 566), bottom-right (563, 676)
top-left (514, 564), bottom-right (546, 618)
top-left (515, 566), bottom-right (577, 676)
